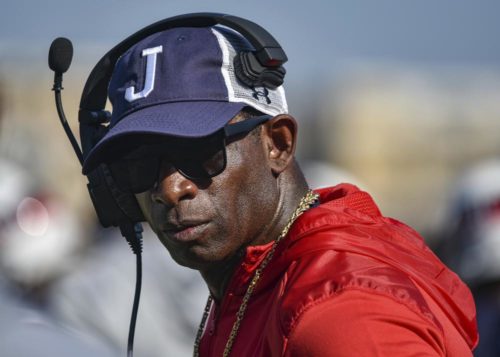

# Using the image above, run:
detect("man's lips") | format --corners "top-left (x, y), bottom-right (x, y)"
top-left (162, 221), bottom-right (209, 242)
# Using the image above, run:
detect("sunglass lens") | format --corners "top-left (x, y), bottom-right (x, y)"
top-left (175, 142), bottom-right (226, 179)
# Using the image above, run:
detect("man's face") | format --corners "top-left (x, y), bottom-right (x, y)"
top-left (135, 124), bottom-right (280, 271)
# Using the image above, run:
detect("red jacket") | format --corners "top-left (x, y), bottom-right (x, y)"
top-left (199, 184), bottom-right (478, 356)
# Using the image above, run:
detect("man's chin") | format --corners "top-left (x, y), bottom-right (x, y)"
top-left (166, 245), bottom-right (232, 271)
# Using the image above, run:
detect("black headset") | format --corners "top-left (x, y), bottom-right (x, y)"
top-left (78, 12), bottom-right (288, 232)
top-left (49, 13), bottom-right (287, 355)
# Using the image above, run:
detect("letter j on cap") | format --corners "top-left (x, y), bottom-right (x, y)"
top-left (125, 46), bottom-right (163, 102)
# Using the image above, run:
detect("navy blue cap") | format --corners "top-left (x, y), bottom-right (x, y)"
top-left (82, 26), bottom-right (288, 173)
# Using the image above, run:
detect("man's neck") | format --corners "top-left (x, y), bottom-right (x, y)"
top-left (200, 250), bottom-right (245, 302)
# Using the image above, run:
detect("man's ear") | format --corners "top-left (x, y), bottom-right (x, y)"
top-left (262, 114), bottom-right (298, 175)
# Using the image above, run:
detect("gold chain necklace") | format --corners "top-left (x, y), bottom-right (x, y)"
top-left (193, 190), bottom-right (319, 357)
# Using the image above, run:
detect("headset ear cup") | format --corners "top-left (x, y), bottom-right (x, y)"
top-left (234, 51), bottom-right (286, 89)
top-left (101, 165), bottom-right (145, 222)
top-left (233, 52), bottom-right (255, 88)
top-left (86, 165), bottom-right (144, 228)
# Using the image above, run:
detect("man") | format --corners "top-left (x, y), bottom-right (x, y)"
top-left (81, 22), bottom-right (478, 356)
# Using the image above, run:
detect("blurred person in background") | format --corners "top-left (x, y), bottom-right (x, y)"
top-left (0, 79), bottom-right (119, 356)
top-left (439, 159), bottom-right (500, 357)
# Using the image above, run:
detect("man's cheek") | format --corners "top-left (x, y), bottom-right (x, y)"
top-left (135, 192), bottom-right (153, 221)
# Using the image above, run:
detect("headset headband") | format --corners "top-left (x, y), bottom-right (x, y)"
top-left (79, 13), bottom-right (287, 111)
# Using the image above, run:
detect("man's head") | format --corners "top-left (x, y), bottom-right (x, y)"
top-left (82, 25), bottom-right (307, 271)
top-left (135, 109), bottom-right (301, 271)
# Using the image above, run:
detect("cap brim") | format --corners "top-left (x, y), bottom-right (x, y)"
top-left (82, 101), bottom-right (246, 174)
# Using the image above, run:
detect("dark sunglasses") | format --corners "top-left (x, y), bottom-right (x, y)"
top-left (109, 115), bottom-right (271, 193)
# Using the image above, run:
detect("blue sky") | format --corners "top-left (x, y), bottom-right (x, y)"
top-left (2, 0), bottom-right (500, 78)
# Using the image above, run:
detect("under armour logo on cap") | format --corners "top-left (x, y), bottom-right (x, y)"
top-left (252, 87), bottom-right (271, 104)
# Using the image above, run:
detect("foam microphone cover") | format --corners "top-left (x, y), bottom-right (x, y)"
top-left (48, 37), bottom-right (73, 73)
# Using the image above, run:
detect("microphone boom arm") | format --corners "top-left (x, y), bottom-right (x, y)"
top-left (53, 78), bottom-right (84, 166)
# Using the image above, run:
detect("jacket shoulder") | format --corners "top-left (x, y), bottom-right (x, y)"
top-left (271, 186), bottom-right (477, 350)
top-left (277, 237), bottom-right (440, 338)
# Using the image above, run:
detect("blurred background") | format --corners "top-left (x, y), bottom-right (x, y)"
top-left (1, 0), bottom-right (500, 356)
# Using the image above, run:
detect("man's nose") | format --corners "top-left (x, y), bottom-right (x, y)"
top-left (150, 164), bottom-right (198, 206)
